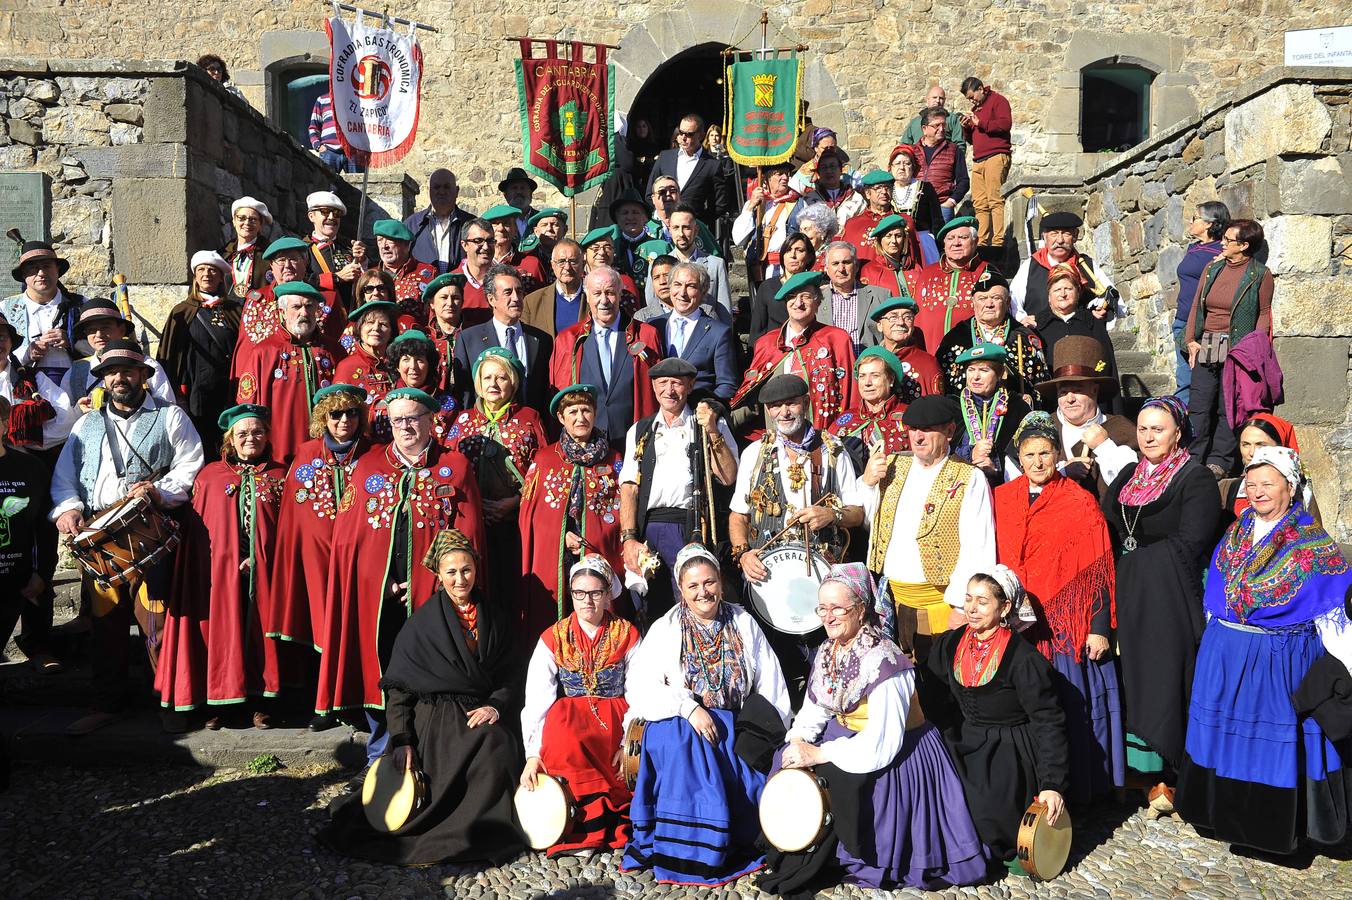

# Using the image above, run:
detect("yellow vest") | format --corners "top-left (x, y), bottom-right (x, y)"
top-left (867, 454), bottom-right (971, 586)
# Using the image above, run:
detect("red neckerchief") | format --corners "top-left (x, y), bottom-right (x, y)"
top-left (1032, 248), bottom-right (1086, 284)
top-left (940, 255), bottom-right (980, 274)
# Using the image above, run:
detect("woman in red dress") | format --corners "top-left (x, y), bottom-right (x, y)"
top-left (157, 404), bottom-right (288, 729)
top-left (422, 272), bottom-right (466, 397)
top-left (265, 382), bottom-right (369, 730)
top-left (519, 555), bottom-right (640, 856)
top-left (335, 270), bottom-right (398, 441)
top-left (447, 347), bottom-right (546, 631)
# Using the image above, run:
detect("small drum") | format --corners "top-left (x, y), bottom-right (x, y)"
top-left (69, 495), bottom-right (180, 589)
top-left (361, 754), bottom-right (429, 833)
top-left (513, 774), bottom-right (578, 850)
top-left (1016, 799), bottom-right (1073, 880)
top-left (759, 766), bottom-right (832, 852)
top-left (621, 719), bottom-right (646, 790)
top-left (748, 543), bottom-right (831, 635)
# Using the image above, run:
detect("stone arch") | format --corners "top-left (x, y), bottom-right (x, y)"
top-left (610, 5), bottom-right (848, 146)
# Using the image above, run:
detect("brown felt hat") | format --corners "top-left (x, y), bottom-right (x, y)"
top-left (1035, 335), bottom-right (1118, 398)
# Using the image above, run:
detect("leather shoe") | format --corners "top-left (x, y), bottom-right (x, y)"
top-left (204, 716), bottom-right (223, 730)
top-left (309, 713), bottom-right (340, 732)
top-left (252, 711), bottom-right (272, 730)
top-left (26, 651), bottom-right (65, 674)
top-left (65, 711), bottom-right (118, 736)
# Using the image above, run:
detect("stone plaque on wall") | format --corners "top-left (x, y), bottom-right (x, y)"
top-left (0, 173), bottom-right (51, 295)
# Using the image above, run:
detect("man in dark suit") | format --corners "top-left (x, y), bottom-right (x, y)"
top-left (452, 264), bottom-right (552, 412)
top-left (645, 113), bottom-right (731, 231)
top-left (650, 261), bottom-right (739, 401)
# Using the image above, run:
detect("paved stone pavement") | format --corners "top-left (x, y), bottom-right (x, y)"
top-left (3, 762), bottom-right (1351, 899)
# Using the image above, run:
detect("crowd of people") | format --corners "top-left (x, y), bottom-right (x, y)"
top-left (0, 79), bottom-right (1349, 894)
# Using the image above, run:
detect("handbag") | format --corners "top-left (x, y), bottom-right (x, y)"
top-left (1197, 331), bottom-right (1230, 365)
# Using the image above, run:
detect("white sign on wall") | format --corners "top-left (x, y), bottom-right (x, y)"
top-left (1285, 25), bottom-right (1352, 67)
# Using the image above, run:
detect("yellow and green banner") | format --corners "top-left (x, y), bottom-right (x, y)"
top-left (724, 55), bottom-right (803, 166)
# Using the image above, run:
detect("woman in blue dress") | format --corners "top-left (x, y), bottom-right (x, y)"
top-left (1177, 446), bottom-right (1352, 854)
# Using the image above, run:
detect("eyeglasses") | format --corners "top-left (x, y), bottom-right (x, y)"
top-left (571, 589), bottom-right (606, 603)
top-left (553, 258), bottom-right (581, 267)
top-left (314, 209), bottom-right (342, 219)
top-left (362, 286), bottom-right (389, 295)
top-left (327, 408), bottom-right (361, 421)
top-left (463, 237), bottom-right (492, 246)
top-left (233, 214), bottom-right (261, 224)
top-left (676, 130), bottom-right (699, 138)
top-left (654, 187), bottom-right (679, 196)
top-left (814, 604), bottom-right (857, 618)
top-left (390, 414), bottom-right (430, 429)
top-left (1220, 237), bottom-right (1244, 245)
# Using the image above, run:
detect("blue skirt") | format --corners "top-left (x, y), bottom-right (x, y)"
top-left (1051, 650), bottom-right (1125, 802)
top-left (621, 709), bottom-right (766, 885)
top-left (1177, 618), bottom-right (1350, 853)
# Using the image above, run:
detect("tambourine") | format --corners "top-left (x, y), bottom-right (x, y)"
top-left (620, 718), bottom-right (646, 790)
top-left (1016, 798), bottom-right (1072, 880)
top-left (513, 773), bottom-right (578, 850)
top-left (759, 766), bottom-right (832, 852)
top-left (361, 753), bottom-right (429, 833)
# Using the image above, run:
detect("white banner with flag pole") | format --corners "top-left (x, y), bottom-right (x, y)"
top-left (325, 5), bottom-right (424, 168)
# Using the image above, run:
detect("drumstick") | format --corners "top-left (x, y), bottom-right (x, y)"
top-left (760, 493), bottom-right (841, 550)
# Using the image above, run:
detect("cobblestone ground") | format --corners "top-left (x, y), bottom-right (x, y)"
top-left (2, 763), bottom-right (1350, 899)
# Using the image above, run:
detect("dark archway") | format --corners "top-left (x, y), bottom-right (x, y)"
top-left (1080, 63), bottom-right (1155, 153)
top-left (629, 42), bottom-right (729, 156)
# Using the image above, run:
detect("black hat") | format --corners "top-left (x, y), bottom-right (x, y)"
top-left (901, 395), bottom-right (960, 428)
top-left (497, 167), bottom-right (538, 193)
top-left (73, 298), bottom-right (130, 337)
top-left (760, 374), bottom-right (809, 405)
top-left (1040, 211), bottom-right (1083, 232)
top-left (0, 312), bottom-right (18, 345)
top-left (972, 268), bottom-right (1010, 293)
top-left (609, 187), bottom-right (652, 223)
top-left (90, 339), bottom-right (154, 377)
top-left (649, 357), bottom-right (697, 379)
top-left (11, 241), bottom-right (69, 282)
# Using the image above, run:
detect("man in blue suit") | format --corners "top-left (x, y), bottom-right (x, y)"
top-left (650, 261), bottom-right (739, 402)
top-left (451, 264), bottom-right (553, 412)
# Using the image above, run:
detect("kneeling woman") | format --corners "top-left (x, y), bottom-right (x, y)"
top-left (930, 567), bottom-right (1069, 876)
top-left (519, 555), bottom-right (640, 856)
top-left (1177, 447), bottom-right (1352, 854)
top-left (762, 564), bottom-right (988, 895)
top-left (321, 530), bottom-right (526, 866)
top-left (622, 544), bottom-right (791, 886)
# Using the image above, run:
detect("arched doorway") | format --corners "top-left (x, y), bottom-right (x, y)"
top-left (629, 43), bottom-right (728, 153)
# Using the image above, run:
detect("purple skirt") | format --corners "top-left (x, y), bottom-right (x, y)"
top-left (1051, 651), bottom-right (1125, 802)
top-left (824, 719), bottom-right (988, 889)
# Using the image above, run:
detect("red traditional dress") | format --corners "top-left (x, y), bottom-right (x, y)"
top-left (910, 257), bottom-right (987, 352)
top-left (731, 321), bottom-right (858, 439)
top-left (496, 249), bottom-right (548, 293)
top-left (860, 217), bottom-right (925, 299)
top-left (235, 331), bottom-right (343, 463)
top-left (334, 345), bottom-right (395, 442)
top-left (841, 208), bottom-right (889, 262)
top-left (382, 378), bottom-right (460, 446)
top-left (383, 257), bottom-right (439, 323)
top-left (425, 319), bottom-right (461, 396)
top-left (453, 261), bottom-right (492, 328)
top-left (519, 436), bottom-right (623, 640)
top-left (156, 458), bottom-right (289, 710)
top-left (522, 612), bottom-right (641, 855)
top-left (315, 441), bottom-right (485, 712)
top-left (449, 402), bottom-right (548, 638)
top-left (1, 361), bottom-right (54, 448)
top-left (230, 284), bottom-right (346, 380)
top-left (266, 436), bottom-right (368, 652)
top-left (828, 395), bottom-right (911, 453)
top-left (548, 316), bottom-right (662, 424)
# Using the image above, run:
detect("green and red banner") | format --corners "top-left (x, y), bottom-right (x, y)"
top-left (725, 55), bottom-right (803, 166)
top-left (514, 40), bottom-right (615, 197)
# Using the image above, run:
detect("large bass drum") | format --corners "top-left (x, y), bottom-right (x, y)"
top-left (747, 543), bottom-right (831, 635)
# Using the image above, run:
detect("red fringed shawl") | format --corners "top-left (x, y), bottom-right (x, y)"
top-left (994, 473), bottom-right (1116, 662)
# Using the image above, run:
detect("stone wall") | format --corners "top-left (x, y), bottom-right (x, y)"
top-left (0, 58), bottom-right (411, 342)
top-left (0, 2), bottom-right (1344, 212)
top-left (1007, 67), bottom-right (1352, 540)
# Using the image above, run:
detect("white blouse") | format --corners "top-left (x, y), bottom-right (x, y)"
top-left (785, 668), bottom-right (916, 774)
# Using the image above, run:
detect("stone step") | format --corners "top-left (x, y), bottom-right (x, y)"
top-left (1110, 327), bottom-right (1139, 354)
top-left (1114, 349), bottom-right (1155, 373)
top-left (1120, 370), bottom-right (1175, 400)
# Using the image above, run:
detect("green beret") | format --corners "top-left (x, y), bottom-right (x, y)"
top-left (421, 272), bottom-right (466, 305)
top-left (313, 382), bottom-right (368, 404)
top-left (580, 225), bottom-right (619, 248)
top-left (372, 219), bottom-right (415, 242)
top-left (217, 403), bottom-right (270, 432)
top-left (482, 203), bottom-right (523, 223)
top-left (273, 281), bottom-right (323, 302)
top-left (954, 341), bottom-right (1008, 367)
top-left (384, 386), bottom-right (440, 412)
top-left (473, 345), bottom-right (524, 381)
top-left (936, 215), bottom-right (978, 243)
top-left (389, 329), bottom-right (432, 350)
top-left (856, 169), bottom-right (895, 187)
top-left (526, 207), bottom-right (567, 229)
top-left (550, 383), bottom-right (599, 416)
top-left (870, 214), bottom-right (910, 239)
top-left (855, 346), bottom-right (905, 384)
top-left (869, 296), bottom-right (919, 321)
top-left (637, 239), bottom-right (672, 262)
top-left (518, 234), bottom-right (541, 253)
top-left (774, 270), bottom-right (827, 301)
top-left (262, 236), bottom-right (309, 259)
top-left (348, 299), bottom-right (399, 322)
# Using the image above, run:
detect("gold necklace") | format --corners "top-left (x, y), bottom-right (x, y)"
top-left (786, 448), bottom-right (807, 492)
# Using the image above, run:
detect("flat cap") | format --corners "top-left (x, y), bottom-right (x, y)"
top-left (760, 374), bottom-right (809, 405)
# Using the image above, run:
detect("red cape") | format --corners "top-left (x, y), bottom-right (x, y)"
top-left (315, 441), bottom-right (485, 712)
top-left (235, 331), bottom-right (344, 463)
top-left (447, 403), bottom-right (548, 482)
top-left (334, 346), bottom-right (395, 441)
top-left (549, 317), bottom-right (662, 424)
top-left (910, 257), bottom-right (987, 352)
top-left (231, 283), bottom-right (347, 380)
top-left (828, 395), bottom-right (911, 453)
top-left (265, 436), bottom-right (369, 651)
top-left (156, 459), bottom-right (290, 710)
top-left (453, 261), bottom-right (492, 328)
top-left (731, 322), bottom-right (858, 439)
top-left (518, 442), bottom-right (623, 640)
top-left (841, 209), bottom-right (887, 262)
top-left (383, 257), bottom-right (439, 323)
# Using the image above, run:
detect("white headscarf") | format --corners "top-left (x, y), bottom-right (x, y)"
top-left (976, 564), bottom-right (1037, 631)
top-left (1246, 445), bottom-right (1312, 511)
top-left (674, 542), bottom-right (719, 577)
top-left (569, 554), bottom-right (622, 600)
